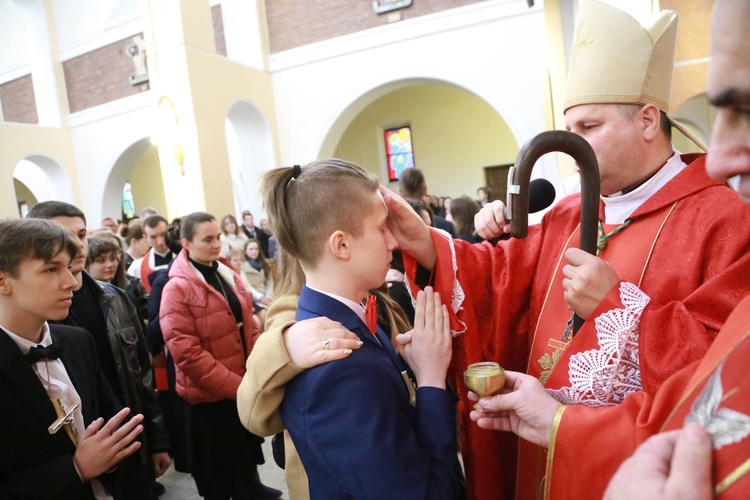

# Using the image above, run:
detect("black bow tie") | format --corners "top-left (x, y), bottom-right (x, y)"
top-left (26, 340), bottom-right (65, 364)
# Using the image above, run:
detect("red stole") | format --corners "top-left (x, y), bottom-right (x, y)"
top-left (517, 202), bottom-right (677, 499)
top-left (660, 300), bottom-right (750, 497)
top-left (139, 248), bottom-right (168, 390)
top-left (140, 249), bottom-right (155, 293)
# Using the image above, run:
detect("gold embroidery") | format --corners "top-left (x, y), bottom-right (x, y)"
top-left (723, 387), bottom-right (739, 402)
top-left (716, 457), bottom-right (750, 495)
top-left (539, 339), bottom-right (570, 384)
top-left (542, 406), bottom-right (567, 500)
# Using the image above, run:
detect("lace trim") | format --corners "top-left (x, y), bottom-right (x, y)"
top-left (547, 282), bottom-right (650, 407)
top-left (405, 228), bottom-right (466, 337)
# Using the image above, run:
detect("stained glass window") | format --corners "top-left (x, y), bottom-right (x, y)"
top-left (385, 126), bottom-right (414, 181)
top-left (122, 181), bottom-right (135, 220)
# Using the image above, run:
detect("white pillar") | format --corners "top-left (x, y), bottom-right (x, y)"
top-left (221, 0), bottom-right (267, 70)
top-left (14, 0), bottom-right (69, 127)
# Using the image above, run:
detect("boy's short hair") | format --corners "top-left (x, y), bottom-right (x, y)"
top-left (143, 215), bottom-right (168, 229)
top-left (86, 237), bottom-right (122, 266)
top-left (26, 200), bottom-right (87, 225)
top-left (398, 168), bottom-right (426, 200)
top-left (261, 158), bottom-right (379, 267)
top-left (0, 219), bottom-right (80, 278)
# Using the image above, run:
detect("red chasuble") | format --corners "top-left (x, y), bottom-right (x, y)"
top-left (547, 294), bottom-right (750, 499)
top-left (403, 155), bottom-right (750, 499)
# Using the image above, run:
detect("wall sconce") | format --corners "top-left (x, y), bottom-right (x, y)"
top-left (154, 96), bottom-right (185, 175)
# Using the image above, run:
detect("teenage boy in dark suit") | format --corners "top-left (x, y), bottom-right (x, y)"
top-left (0, 218), bottom-right (143, 499)
top-left (27, 201), bottom-right (171, 499)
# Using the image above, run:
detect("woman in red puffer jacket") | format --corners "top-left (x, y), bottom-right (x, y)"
top-left (161, 212), bottom-right (280, 500)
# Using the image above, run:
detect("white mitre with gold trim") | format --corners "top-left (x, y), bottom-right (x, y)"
top-left (564, 0), bottom-right (705, 150)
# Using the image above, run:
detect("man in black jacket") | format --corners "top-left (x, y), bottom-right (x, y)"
top-left (28, 201), bottom-right (171, 499)
top-left (241, 210), bottom-right (270, 257)
top-left (0, 218), bottom-right (143, 499)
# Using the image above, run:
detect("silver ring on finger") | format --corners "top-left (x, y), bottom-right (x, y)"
top-left (322, 338), bottom-right (331, 350)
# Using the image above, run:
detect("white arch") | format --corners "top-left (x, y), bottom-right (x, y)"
top-left (315, 75), bottom-right (558, 184)
top-left (101, 137), bottom-right (153, 220)
top-left (13, 155), bottom-right (74, 204)
top-left (225, 100), bottom-right (276, 219)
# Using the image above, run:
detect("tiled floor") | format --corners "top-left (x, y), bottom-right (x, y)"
top-left (159, 438), bottom-right (289, 499)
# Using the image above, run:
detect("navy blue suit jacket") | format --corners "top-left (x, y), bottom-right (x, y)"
top-left (281, 285), bottom-right (462, 499)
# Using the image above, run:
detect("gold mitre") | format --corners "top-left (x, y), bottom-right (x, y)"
top-left (564, 0), bottom-right (706, 150)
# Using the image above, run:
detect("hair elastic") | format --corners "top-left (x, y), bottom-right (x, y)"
top-left (292, 164), bottom-right (302, 179)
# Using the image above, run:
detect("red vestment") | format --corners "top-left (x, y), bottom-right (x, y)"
top-left (547, 294), bottom-right (750, 499)
top-left (403, 155), bottom-right (750, 499)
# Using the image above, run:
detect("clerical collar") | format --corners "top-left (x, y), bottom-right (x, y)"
top-left (153, 249), bottom-right (172, 258)
top-left (306, 283), bottom-right (367, 326)
top-left (601, 151), bottom-right (686, 224)
top-left (2, 322), bottom-right (52, 353)
top-left (605, 152), bottom-right (676, 197)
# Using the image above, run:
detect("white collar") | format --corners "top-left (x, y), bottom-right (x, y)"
top-left (2, 322), bottom-right (52, 353)
top-left (306, 284), bottom-right (367, 326)
top-left (601, 151), bottom-right (686, 224)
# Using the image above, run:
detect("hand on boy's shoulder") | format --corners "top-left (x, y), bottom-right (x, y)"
top-left (284, 316), bottom-right (362, 369)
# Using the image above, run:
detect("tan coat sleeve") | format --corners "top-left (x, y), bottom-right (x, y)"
top-left (237, 293), bottom-right (304, 436)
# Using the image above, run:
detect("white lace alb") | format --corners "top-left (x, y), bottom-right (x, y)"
top-left (548, 282), bottom-right (650, 407)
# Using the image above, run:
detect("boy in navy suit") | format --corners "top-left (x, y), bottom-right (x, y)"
top-left (0, 218), bottom-right (144, 499)
top-left (261, 159), bottom-right (464, 499)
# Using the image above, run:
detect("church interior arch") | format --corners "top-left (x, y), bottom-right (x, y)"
top-left (225, 100), bottom-right (275, 219)
top-left (325, 80), bottom-right (520, 200)
top-left (101, 138), bottom-right (167, 223)
top-left (12, 155), bottom-right (74, 213)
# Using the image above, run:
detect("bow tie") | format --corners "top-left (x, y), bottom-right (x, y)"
top-left (365, 294), bottom-right (378, 335)
top-left (26, 340), bottom-right (65, 364)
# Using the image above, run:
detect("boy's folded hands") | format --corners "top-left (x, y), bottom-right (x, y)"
top-left (402, 286), bottom-right (451, 390)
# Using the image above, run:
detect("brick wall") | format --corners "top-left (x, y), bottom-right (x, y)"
top-left (265, 0), bottom-right (489, 53)
top-left (0, 74), bottom-right (38, 124)
top-left (213, 4), bottom-right (228, 56)
top-left (63, 35), bottom-right (149, 113)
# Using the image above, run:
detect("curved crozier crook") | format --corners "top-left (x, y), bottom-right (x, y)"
top-left (507, 130), bottom-right (600, 334)
top-left (507, 130), bottom-right (599, 254)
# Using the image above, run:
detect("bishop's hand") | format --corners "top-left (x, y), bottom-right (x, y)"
top-left (379, 185), bottom-right (437, 270)
top-left (474, 200), bottom-right (510, 240)
top-left (562, 248), bottom-right (619, 318)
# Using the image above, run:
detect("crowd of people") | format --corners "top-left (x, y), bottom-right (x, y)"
top-left (2, 0), bottom-right (750, 499)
